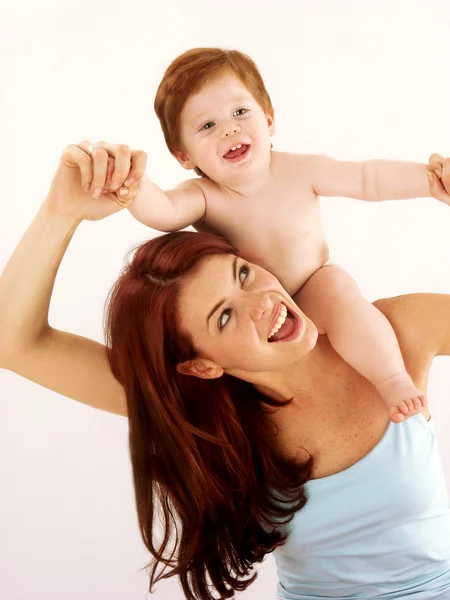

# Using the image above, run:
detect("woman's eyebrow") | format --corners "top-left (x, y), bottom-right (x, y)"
top-left (206, 256), bottom-right (238, 330)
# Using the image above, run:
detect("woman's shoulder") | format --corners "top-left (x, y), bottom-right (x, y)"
top-left (374, 293), bottom-right (450, 375)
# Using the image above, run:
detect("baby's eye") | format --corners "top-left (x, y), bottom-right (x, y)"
top-left (202, 121), bottom-right (215, 130)
top-left (234, 108), bottom-right (248, 116)
top-left (218, 308), bottom-right (231, 331)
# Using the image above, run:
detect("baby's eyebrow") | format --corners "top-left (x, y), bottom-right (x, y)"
top-left (191, 111), bottom-right (210, 124)
top-left (206, 256), bottom-right (238, 330)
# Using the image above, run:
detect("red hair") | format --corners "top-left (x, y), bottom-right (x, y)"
top-left (104, 231), bottom-right (311, 599)
top-left (154, 48), bottom-right (274, 176)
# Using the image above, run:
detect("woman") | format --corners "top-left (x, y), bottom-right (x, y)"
top-left (1, 141), bottom-right (450, 600)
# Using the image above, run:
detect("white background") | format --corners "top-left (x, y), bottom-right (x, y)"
top-left (1, 1), bottom-right (450, 598)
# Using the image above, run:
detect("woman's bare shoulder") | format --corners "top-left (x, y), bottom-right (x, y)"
top-left (374, 293), bottom-right (450, 371)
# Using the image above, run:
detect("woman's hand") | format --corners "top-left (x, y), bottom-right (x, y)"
top-left (44, 141), bottom-right (147, 222)
top-left (428, 153), bottom-right (450, 205)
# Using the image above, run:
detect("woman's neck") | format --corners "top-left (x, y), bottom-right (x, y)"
top-left (250, 336), bottom-right (342, 405)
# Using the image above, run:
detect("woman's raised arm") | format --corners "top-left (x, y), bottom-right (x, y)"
top-left (0, 142), bottom-right (146, 416)
top-left (374, 292), bottom-right (450, 383)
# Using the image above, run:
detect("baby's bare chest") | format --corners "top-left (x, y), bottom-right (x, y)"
top-left (203, 183), bottom-right (319, 239)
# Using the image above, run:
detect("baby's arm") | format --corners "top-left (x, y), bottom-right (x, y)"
top-left (294, 265), bottom-right (426, 423)
top-left (126, 175), bottom-right (206, 232)
top-left (297, 154), bottom-right (433, 202)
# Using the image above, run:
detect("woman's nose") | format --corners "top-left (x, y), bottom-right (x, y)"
top-left (248, 292), bottom-right (272, 321)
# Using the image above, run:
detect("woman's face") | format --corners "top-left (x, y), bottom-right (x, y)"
top-left (177, 254), bottom-right (318, 377)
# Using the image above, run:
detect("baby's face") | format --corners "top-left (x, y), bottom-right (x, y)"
top-left (176, 72), bottom-right (274, 186)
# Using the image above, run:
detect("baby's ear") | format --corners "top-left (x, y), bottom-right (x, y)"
top-left (267, 112), bottom-right (275, 136)
top-left (173, 148), bottom-right (196, 170)
top-left (176, 358), bottom-right (224, 379)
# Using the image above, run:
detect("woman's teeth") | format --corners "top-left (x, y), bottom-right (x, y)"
top-left (268, 304), bottom-right (288, 340)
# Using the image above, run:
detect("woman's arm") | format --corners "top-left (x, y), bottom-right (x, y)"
top-left (373, 293), bottom-right (449, 412)
top-left (374, 293), bottom-right (450, 362)
top-left (0, 142), bottom-right (145, 417)
top-left (0, 205), bottom-right (126, 416)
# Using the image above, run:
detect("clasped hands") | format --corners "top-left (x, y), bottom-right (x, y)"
top-left (428, 153), bottom-right (450, 204)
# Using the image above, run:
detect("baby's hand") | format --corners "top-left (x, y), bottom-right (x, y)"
top-left (428, 153), bottom-right (450, 205)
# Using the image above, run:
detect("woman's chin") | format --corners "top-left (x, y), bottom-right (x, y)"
top-left (299, 318), bottom-right (319, 351)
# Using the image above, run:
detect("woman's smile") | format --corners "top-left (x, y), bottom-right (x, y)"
top-left (267, 303), bottom-right (303, 343)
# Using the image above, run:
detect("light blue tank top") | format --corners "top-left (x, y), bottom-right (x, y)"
top-left (274, 414), bottom-right (450, 599)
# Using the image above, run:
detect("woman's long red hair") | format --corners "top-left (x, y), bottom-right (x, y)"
top-left (104, 231), bottom-right (312, 599)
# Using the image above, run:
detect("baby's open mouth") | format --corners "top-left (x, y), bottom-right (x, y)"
top-left (268, 304), bottom-right (297, 342)
top-left (223, 144), bottom-right (250, 161)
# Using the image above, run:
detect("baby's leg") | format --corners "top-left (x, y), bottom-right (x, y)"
top-left (294, 265), bottom-right (427, 423)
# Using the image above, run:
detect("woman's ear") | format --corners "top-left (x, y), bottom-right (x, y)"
top-left (176, 358), bottom-right (224, 379)
top-left (173, 148), bottom-right (196, 170)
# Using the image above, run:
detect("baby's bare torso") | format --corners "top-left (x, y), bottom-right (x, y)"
top-left (195, 151), bottom-right (328, 295)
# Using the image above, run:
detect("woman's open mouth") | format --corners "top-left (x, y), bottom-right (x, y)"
top-left (267, 303), bottom-right (302, 342)
top-left (223, 144), bottom-right (250, 163)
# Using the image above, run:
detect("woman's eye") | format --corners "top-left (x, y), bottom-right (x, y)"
top-left (218, 264), bottom-right (250, 331)
top-left (239, 263), bottom-right (250, 284)
top-left (218, 308), bottom-right (231, 331)
top-left (234, 108), bottom-right (248, 116)
top-left (202, 121), bottom-right (215, 130)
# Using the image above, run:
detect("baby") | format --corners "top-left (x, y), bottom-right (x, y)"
top-left (123, 47), bottom-right (442, 423)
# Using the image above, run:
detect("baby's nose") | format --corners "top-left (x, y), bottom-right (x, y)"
top-left (222, 123), bottom-right (241, 138)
